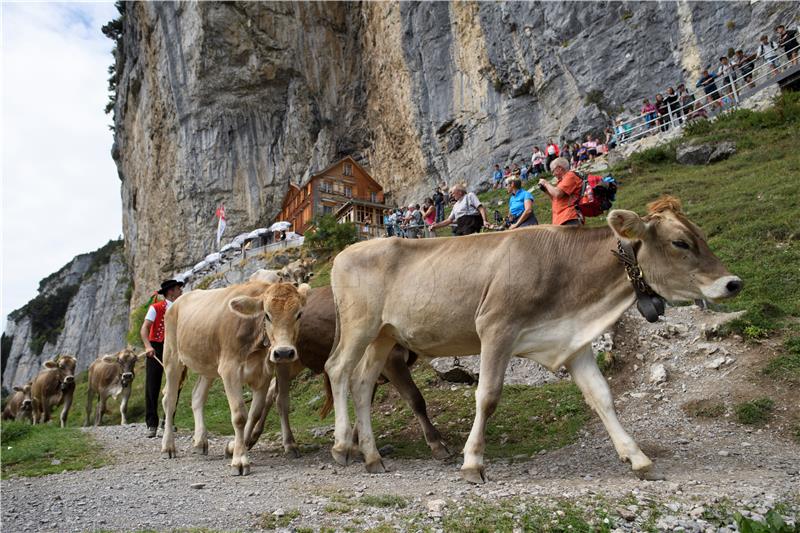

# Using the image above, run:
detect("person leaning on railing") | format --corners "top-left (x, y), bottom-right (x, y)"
top-left (504, 177), bottom-right (538, 229)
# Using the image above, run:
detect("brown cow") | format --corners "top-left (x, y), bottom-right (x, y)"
top-left (161, 281), bottom-right (309, 475)
top-left (2, 382), bottom-right (36, 423)
top-left (326, 196), bottom-right (742, 482)
top-left (245, 286), bottom-right (450, 460)
top-left (84, 348), bottom-right (143, 426)
top-left (31, 355), bottom-right (77, 427)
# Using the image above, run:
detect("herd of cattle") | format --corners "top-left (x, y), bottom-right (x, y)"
top-left (3, 198), bottom-right (743, 484)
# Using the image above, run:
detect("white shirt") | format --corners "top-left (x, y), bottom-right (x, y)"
top-left (449, 192), bottom-right (481, 221)
top-left (145, 299), bottom-right (174, 322)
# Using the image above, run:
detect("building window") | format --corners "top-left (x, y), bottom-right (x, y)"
top-left (370, 191), bottom-right (378, 203)
top-left (321, 181), bottom-right (333, 194)
top-left (343, 162), bottom-right (353, 176)
top-left (323, 205), bottom-right (333, 215)
top-left (344, 185), bottom-right (352, 198)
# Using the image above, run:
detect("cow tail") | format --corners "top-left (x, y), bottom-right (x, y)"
top-left (319, 373), bottom-right (334, 420)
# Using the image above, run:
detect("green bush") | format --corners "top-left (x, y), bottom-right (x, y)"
top-left (735, 397), bottom-right (774, 425)
top-left (126, 300), bottom-right (152, 347)
top-left (735, 509), bottom-right (795, 533)
top-left (303, 215), bottom-right (357, 252)
top-left (628, 142), bottom-right (676, 167)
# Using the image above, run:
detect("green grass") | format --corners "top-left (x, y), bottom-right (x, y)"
top-left (360, 494), bottom-right (408, 509)
top-left (763, 337), bottom-right (800, 383)
top-left (683, 398), bottom-right (726, 418)
top-left (259, 508), bottom-right (300, 530)
top-left (0, 420), bottom-right (109, 478)
top-left (735, 397), bottom-right (775, 425)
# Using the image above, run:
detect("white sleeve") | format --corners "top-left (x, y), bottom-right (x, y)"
top-left (144, 305), bottom-right (157, 322)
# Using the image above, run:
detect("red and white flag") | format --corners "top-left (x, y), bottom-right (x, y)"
top-left (215, 203), bottom-right (226, 248)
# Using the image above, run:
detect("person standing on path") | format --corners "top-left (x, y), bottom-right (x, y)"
top-left (140, 279), bottom-right (184, 438)
top-left (538, 157), bottom-right (583, 226)
top-left (428, 184), bottom-right (488, 236)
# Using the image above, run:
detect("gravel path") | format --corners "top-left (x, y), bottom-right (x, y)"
top-left (2, 307), bottom-right (799, 532)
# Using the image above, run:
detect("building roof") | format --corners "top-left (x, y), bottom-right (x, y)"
top-left (305, 156), bottom-right (383, 192)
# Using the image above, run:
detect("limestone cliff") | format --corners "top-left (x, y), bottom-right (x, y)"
top-left (109, 1), bottom-right (795, 301)
top-left (2, 242), bottom-right (131, 389)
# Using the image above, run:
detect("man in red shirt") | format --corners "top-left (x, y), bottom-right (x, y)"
top-left (538, 157), bottom-right (582, 226)
top-left (139, 279), bottom-right (184, 437)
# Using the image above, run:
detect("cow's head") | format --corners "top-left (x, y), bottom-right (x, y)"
top-left (44, 355), bottom-right (77, 391)
top-left (608, 196), bottom-right (742, 303)
top-left (13, 382), bottom-right (34, 411)
top-left (103, 347), bottom-right (141, 388)
top-left (228, 283), bottom-right (310, 363)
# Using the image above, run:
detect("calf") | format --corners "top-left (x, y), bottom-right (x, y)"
top-left (161, 281), bottom-right (309, 475)
top-left (31, 355), bottom-right (77, 427)
top-left (84, 348), bottom-right (143, 426)
top-left (2, 382), bottom-right (36, 423)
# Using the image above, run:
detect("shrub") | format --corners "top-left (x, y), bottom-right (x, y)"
top-left (303, 215), bottom-right (357, 252)
top-left (735, 397), bottom-right (774, 425)
top-left (629, 143), bottom-right (676, 167)
top-left (126, 299), bottom-right (152, 347)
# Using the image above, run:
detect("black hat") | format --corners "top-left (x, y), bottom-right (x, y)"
top-left (157, 279), bottom-right (184, 295)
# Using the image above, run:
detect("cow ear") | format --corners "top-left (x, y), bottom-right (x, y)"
top-left (13, 386), bottom-right (23, 392)
top-left (102, 355), bottom-right (117, 364)
top-left (608, 210), bottom-right (648, 241)
top-left (296, 283), bottom-right (311, 301)
top-left (229, 296), bottom-right (264, 318)
top-left (43, 360), bottom-right (58, 369)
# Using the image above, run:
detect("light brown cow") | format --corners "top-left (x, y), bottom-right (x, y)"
top-left (326, 196), bottom-right (742, 483)
top-left (161, 281), bottom-right (309, 475)
top-left (281, 257), bottom-right (316, 284)
top-left (245, 286), bottom-right (450, 460)
top-left (31, 355), bottom-right (78, 427)
top-left (2, 382), bottom-right (36, 423)
top-left (84, 348), bottom-right (143, 426)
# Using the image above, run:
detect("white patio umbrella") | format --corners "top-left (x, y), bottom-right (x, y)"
top-left (269, 221), bottom-right (292, 232)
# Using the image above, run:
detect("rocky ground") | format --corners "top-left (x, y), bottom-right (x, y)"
top-left (2, 307), bottom-right (798, 532)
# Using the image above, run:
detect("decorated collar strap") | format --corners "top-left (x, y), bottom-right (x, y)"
top-left (611, 239), bottom-right (666, 323)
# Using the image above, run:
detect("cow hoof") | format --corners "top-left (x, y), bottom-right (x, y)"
top-left (365, 458), bottom-right (386, 474)
top-left (231, 463), bottom-right (250, 476)
top-left (635, 467), bottom-right (666, 481)
top-left (461, 466), bottom-right (487, 484)
top-left (161, 449), bottom-right (177, 459)
top-left (224, 441), bottom-right (234, 459)
top-left (431, 443), bottom-right (453, 461)
top-left (331, 447), bottom-right (352, 466)
top-left (192, 443), bottom-right (208, 456)
top-left (284, 446), bottom-right (301, 459)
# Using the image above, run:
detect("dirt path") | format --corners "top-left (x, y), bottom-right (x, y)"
top-left (2, 307), bottom-right (799, 532)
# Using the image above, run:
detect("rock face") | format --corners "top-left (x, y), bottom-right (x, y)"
top-left (109, 1), bottom-right (795, 301)
top-left (2, 243), bottom-right (131, 389)
top-left (676, 140), bottom-right (737, 165)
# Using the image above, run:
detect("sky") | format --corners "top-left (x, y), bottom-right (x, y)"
top-left (1, 1), bottom-right (122, 332)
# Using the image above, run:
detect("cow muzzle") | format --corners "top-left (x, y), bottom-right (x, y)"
top-left (61, 375), bottom-right (75, 391)
top-left (701, 275), bottom-right (743, 301)
top-left (270, 346), bottom-right (297, 363)
top-left (21, 400), bottom-right (32, 410)
top-left (121, 372), bottom-right (133, 387)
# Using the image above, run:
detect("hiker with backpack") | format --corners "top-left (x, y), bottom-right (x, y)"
top-left (538, 158), bottom-right (582, 226)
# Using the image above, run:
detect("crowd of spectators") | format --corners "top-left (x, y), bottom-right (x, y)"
top-left (622, 23), bottom-right (798, 142)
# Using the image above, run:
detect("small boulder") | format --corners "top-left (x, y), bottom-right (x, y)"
top-left (649, 363), bottom-right (668, 384)
top-left (676, 140), bottom-right (736, 165)
top-left (427, 499), bottom-right (447, 516)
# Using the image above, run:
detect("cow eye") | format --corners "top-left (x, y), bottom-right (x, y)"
top-left (296, 311), bottom-right (303, 320)
top-left (265, 313), bottom-right (272, 322)
top-left (672, 240), bottom-right (690, 250)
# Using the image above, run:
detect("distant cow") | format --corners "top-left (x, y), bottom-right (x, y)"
top-left (84, 348), bottom-right (143, 426)
top-left (326, 196), bottom-right (742, 482)
top-left (31, 355), bottom-right (77, 427)
top-left (2, 382), bottom-right (36, 423)
top-left (246, 285), bottom-right (450, 461)
top-left (281, 257), bottom-right (315, 284)
top-left (161, 281), bottom-right (309, 475)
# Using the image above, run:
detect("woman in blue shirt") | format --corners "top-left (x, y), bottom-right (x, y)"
top-left (505, 177), bottom-right (538, 229)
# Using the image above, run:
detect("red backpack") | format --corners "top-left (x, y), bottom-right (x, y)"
top-left (574, 173), bottom-right (618, 220)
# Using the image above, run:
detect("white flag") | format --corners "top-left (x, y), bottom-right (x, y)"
top-left (215, 204), bottom-right (226, 248)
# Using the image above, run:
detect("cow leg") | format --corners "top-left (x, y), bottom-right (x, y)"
top-left (84, 387), bottom-right (94, 427)
top-left (567, 348), bottom-right (660, 479)
top-left (40, 397), bottom-right (51, 424)
top-left (219, 361), bottom-right (251, 476)
top-left (160, 353), bottom-right (184, 459)
top-left (325, 334), bottom-right (375, 467)
top-left (59, 390), bottom-right (74, 428)
top-left (119, 387), bottom-right (132, 425)
top-left (190, 375), bottom-right (213, 455)
top-left (242, 377), bottom-right (277, 454)
top-left (96, 393), bottom-right (107, 426)
top-left (381, 351), bottom-right (451, 460)
top-left (275, 363), bottom-right (299, 457)
top-left (462, 339), bottom-right (513, 484)
top-left (352, 334), bottom-right (396, 474)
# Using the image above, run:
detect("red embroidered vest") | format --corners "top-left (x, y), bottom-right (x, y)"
top-left (148, 300), bottom-right (168, 343)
